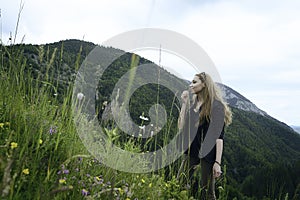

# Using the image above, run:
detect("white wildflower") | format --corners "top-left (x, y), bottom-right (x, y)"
top-left (139, 115), bottom-right (149, 121)
top-left (77, 92), bottom-right (84, 100)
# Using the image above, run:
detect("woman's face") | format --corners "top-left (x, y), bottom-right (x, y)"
top-left (189, 75), bottom-right (205, 94)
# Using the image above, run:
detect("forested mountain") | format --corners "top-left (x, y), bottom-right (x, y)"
top-left (3, 39), bottom-right (300, 199)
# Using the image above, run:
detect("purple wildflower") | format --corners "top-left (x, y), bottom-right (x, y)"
top-left (81, 189), bottom-right (89, 196)
top-left (63, 169), bottom-right (69, 174)
top-left (49, 126), bottom-right (57, 135)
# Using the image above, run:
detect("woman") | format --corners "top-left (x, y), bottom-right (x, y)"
top-left (177, 72), bottom-right (232, 199)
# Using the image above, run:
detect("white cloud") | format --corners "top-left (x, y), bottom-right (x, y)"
top-left (247, 89), bottom-right (300, 125)
top-left (177, 1), bottom-right (300, 69)
top-left (1, 0), bottom-right (299, 125)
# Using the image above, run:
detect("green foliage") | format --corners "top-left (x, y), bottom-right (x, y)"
top-left (0, 43), bottom-right (84, 199)
top-left (224, 108), bottom-right (300, 199)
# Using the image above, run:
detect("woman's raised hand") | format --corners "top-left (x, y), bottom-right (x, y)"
top-left (181, 90), bottom-right (189, 104)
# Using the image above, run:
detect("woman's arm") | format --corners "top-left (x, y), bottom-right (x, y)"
top-left (215, 138), bottom-right (223, 164)
top-left (213, 138), bottom-right (223, 178)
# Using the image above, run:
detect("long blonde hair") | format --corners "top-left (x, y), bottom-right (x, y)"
top-left (194, 72), bottom-right (232, 126)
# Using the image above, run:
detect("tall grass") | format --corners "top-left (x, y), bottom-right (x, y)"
top-left (0, 43), bottom-right (80, 199)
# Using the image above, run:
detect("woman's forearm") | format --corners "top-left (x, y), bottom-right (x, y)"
top-left (215, 139), bottom-right (223, 164)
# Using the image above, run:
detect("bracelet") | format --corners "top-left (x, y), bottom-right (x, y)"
top-left (214, 161), bottom-right (221, 166)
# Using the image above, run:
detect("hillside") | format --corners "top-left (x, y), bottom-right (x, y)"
top-left (1, 39), bottom-right (300, 199)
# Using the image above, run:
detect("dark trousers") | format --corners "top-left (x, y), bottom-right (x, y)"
top-left (177, 156), bottom-right (216, 200)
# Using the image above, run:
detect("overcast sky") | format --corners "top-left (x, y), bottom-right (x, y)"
top-left (1, 0), bottom-right (300, 126)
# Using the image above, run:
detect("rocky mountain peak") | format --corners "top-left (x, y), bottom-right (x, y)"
top-left (217, 83), bottom-right (268, 116)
